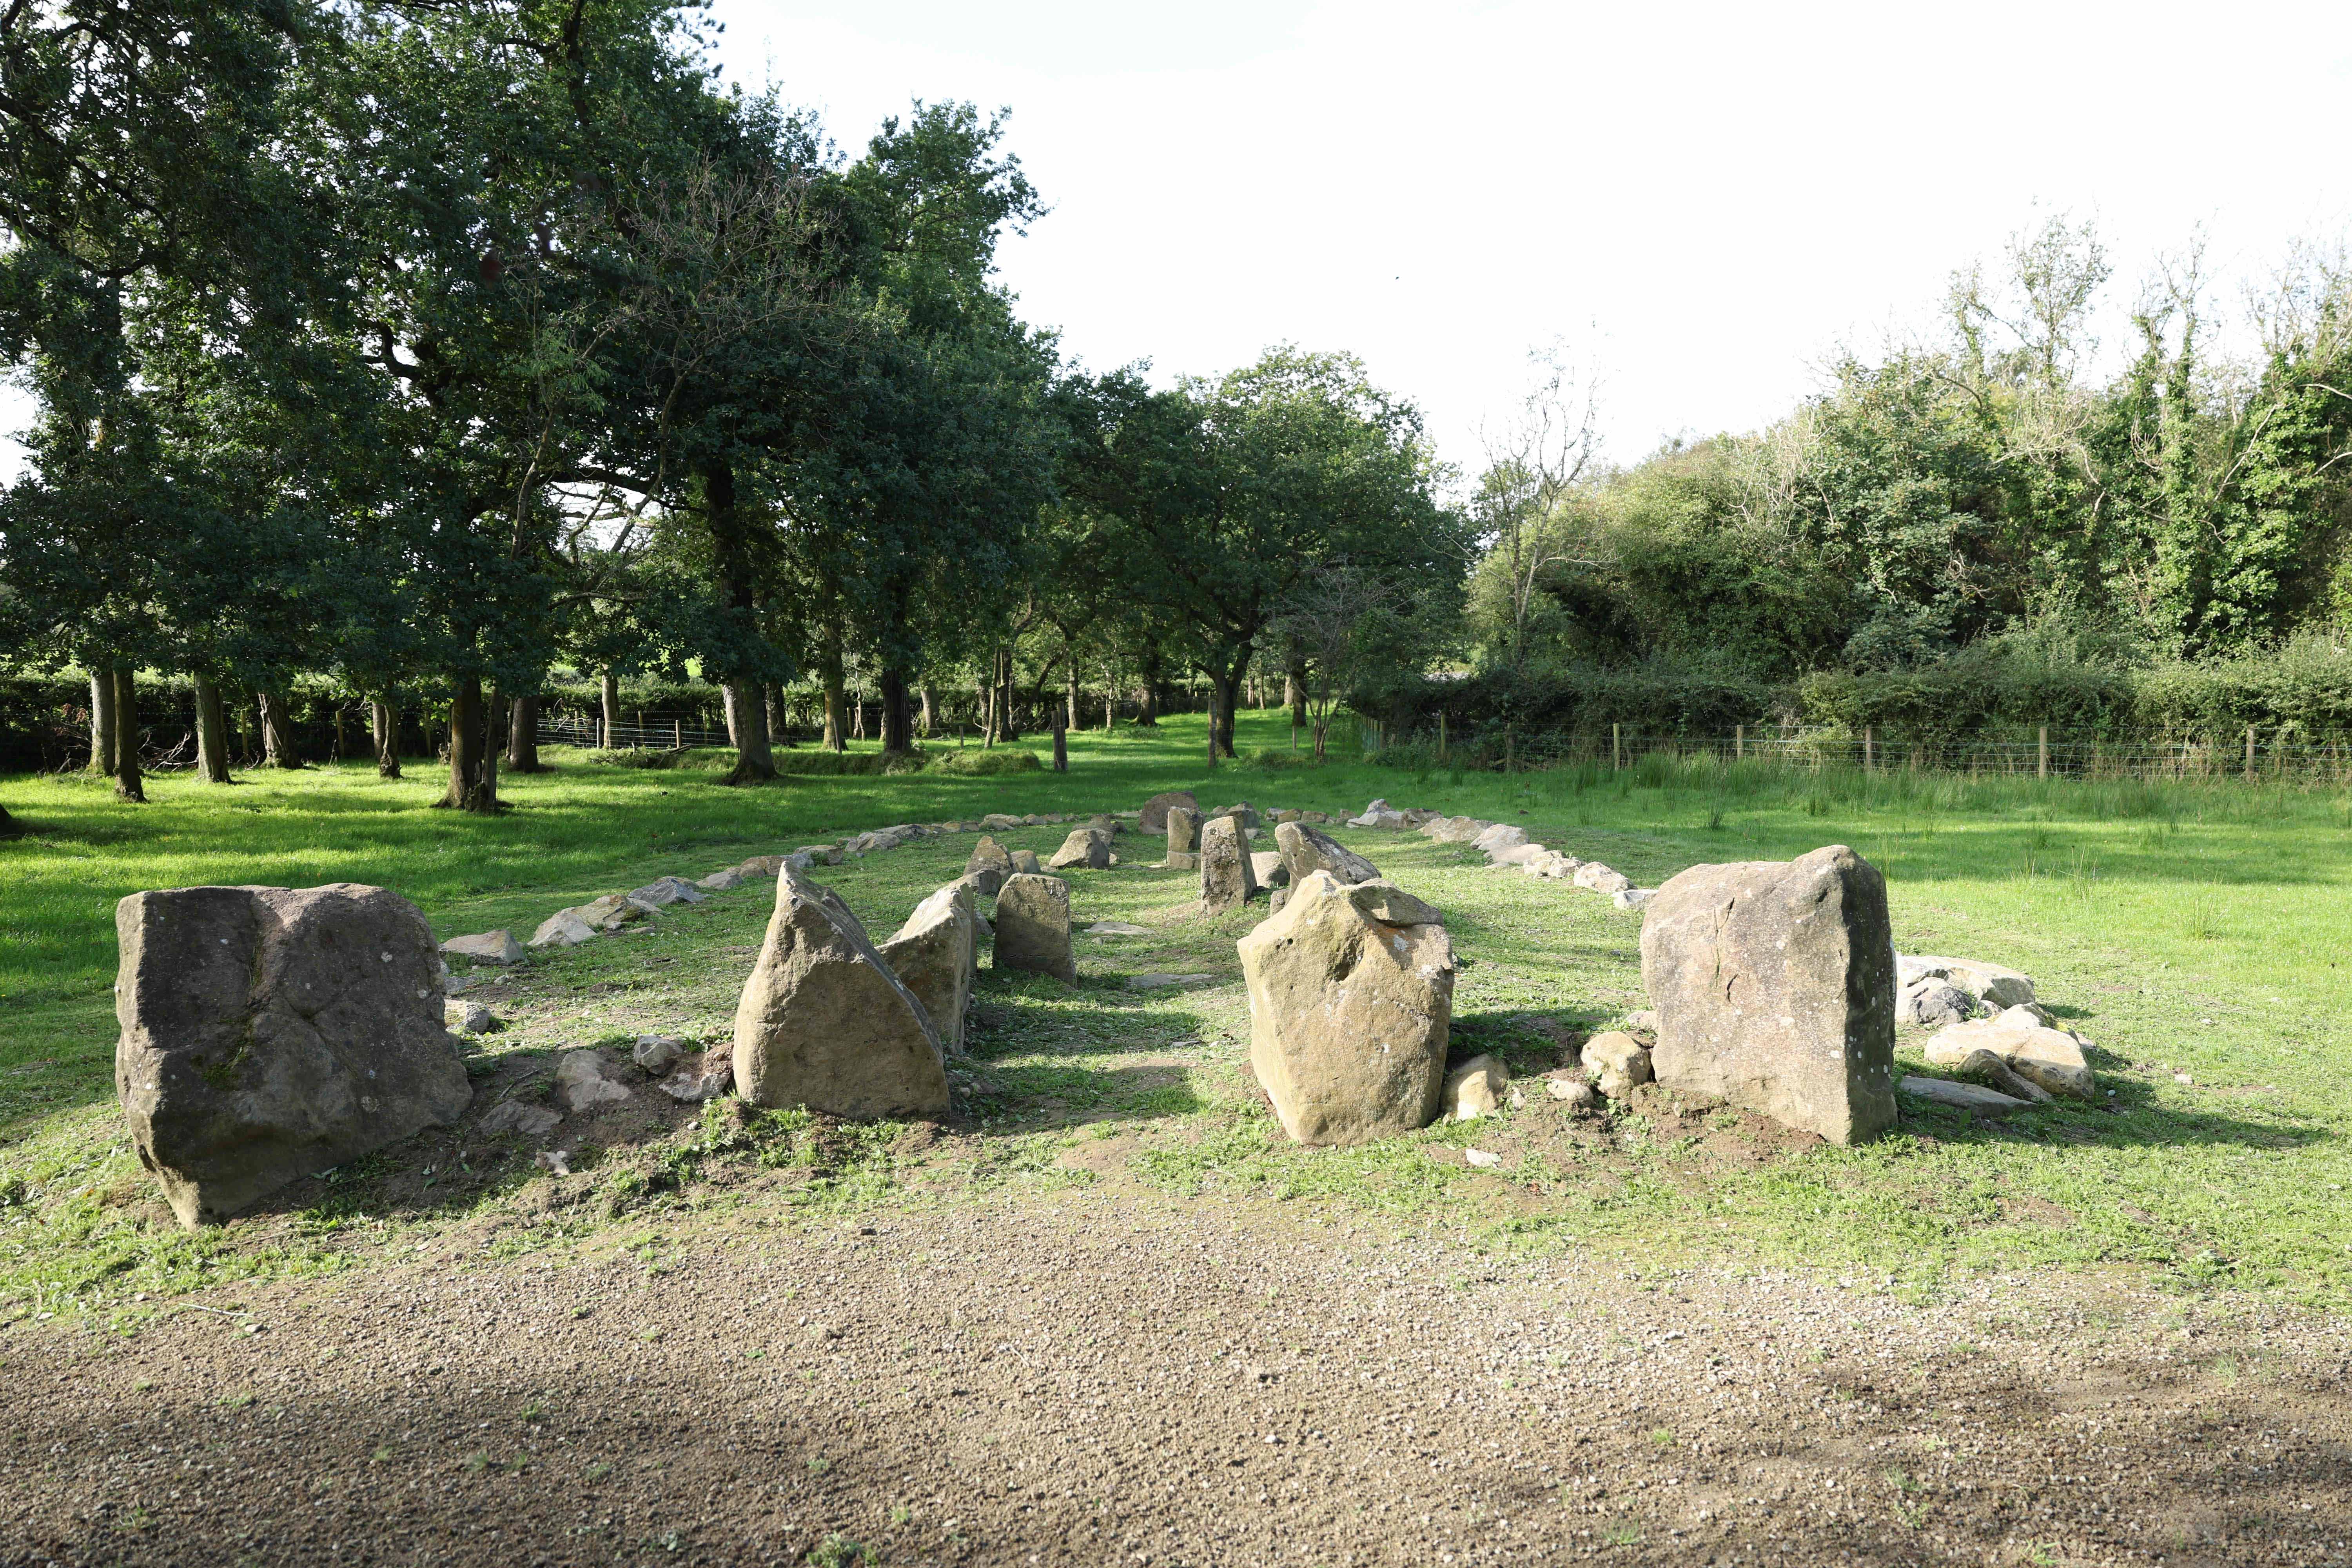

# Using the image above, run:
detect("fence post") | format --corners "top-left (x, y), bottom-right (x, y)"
top-left (2245, 724), bottom-right (2256, 779)
top-left (1438, 710), bottom-right (1447, 761)
top-left (1735, 724), bottom-right (1744, 762)
top-left (1612, 723), bottom-right (1622, 771)
top-left (1863, 726), bottom-right (1874, 773)
top-left (1052, 717), bottom-right (1068, 773)
top-left (2038, 725), bottom-right (2049, 780)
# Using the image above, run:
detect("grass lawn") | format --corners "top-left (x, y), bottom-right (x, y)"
top-left (2, 709), bottom-right (2348, 1325)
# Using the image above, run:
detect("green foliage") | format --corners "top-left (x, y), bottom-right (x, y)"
top-left (923, 748), bottom-right (1043, 776)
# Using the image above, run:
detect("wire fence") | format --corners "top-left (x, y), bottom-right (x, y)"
top-left (1368, 720), bottom-right (2352, 785)
top-left (538, 710), bottom-right (731, 751)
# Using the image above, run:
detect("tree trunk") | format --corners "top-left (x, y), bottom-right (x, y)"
top-left (0, 804), bottom-right (17, 837)
top-left (258, 691), bottom-right (303, 769)
top-left (1138, 648), bottom-right (1161, 726)
top-left (600, 670), bottom-right (620, 748)
top-left (1287, 664), bottom-right (1307, 731)
top-left (724, 679), bottom-right (774, 783)
top-left (483, 684), bottom-right (504, 804)
top-left (1211, 660), bottom-right (1244, 758)
top-left (507, 692), bottom-right (542, 772)
top-left (370, 698), bottom-right (401, 778)
top-left (996, 648), bottom-right (1020, 741)
top-left (982, 670), bottom-right (996, 748)
top-left (1203, 682), bottom-right (1218, 769)
top-left (919, 684), bottom-right (935, 737)
top-left (87, 670), bottom-right (118, 776)
top-left (194, 673), bottom-right (232, 784)
top-left (113, 667), bottom-right (146, 801)
top-left (1066, 653), bottom-right (1081, 734)
top-left (880, 668), bottom-right (912, 753)
top-left (768, 684), bottom-right (793, 748)
top-left (437, 675), bottom-right (497, 812)
top-left (851, 692), bottom-right (866, 741)
top-left (1052, 715), bottom-right (1068, 773)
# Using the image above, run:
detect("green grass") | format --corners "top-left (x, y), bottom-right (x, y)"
top-left (2, 710), bottom-right (2350, 1321)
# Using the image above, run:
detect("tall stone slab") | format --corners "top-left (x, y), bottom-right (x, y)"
top-left (1165, 806), bottom-right (1201, 856)
top-left (993, 873), bottom-right (1077, 982)
top-left (1238, 872), bottom-right (1454, 1145)
top-left (962, 835), bottom-right (1014, 897)
top-left (732, 868), bottom-right (948, 1120)
top-left (1199, 814), bottom-right (1256, 914)
top-left (878, 884), bottom-right (981, 1056)
top-left (1637, 844), bottom-right (1897, 1145)
top-left (114, 883), bottom-right (472, 1227)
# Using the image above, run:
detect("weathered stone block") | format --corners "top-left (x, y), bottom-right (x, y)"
top-left (993, 873), bottom-right (1076, 982)
top-left (878, 884), bottom-right (980, 1055)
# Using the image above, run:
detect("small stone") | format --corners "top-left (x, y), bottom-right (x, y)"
top-left (1443, 1054), bottom-right (1509, 1120)
top-left (441, 972), bottom-right (474, 997)
top-left (1950, 1046), bottom-right (2051, 1103)
top-left (1573, 863), bottom-right (1633, 895)
top-left (537, 1149), bottom-right (572, 1177)
top-left (1046, 828), bottom-right (1113, 871)
top-left (632, 1035), bottom-right (686, 1075)
top-left (1899, 978), bottom-right (1977, 1028)
top-left (1085, 922), bottom-right (1152, 937)
top-left (698, 869), bottom-right (745, 892)
top-left (661, 1052), bottom-right (734, 1103)
top-left (1127, 973), bottom-right (1215, 991)
top-left (441, 930), bottom-right (524, 965)
top-left (553, 1051), bottom-right (632, 1114)
top-left (1544, 1073), bottom-right (1599, 1109)
top-left (1464, 1148), bottom-right (1502, 1169)
top-left (1612, 887), bottom-right (1656, 911)
top-left (1898, 1075), bottom-right (2028, 1113)
top-left (1580, 1031), bottom-right (1653, 1099)
top-left (444, 1001), bottom-right (494, 1034)
top-left (528, 910), bottom-right (597, 949)
top-left (1008, 849), bottom-right (1042, 875)
top-left (1924, 1008), bottom-right (2094, 1101)
top-left (478, 1101), bottom-right (561, 1138)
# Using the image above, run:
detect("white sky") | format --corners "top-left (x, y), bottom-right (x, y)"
top-left (709, 0), bottom-right (2352, 479)
top-left (6, 0), bottom-right (2350, 485)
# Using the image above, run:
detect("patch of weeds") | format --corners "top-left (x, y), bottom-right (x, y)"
top-left (463, 1450), bottom-right (492, 1474)
top-left (217, 1392), bottom-right (254, 1409)
top-left (807, 1534), bottom-right (870, 1566)
top-left (583, 1461), bottom-right (612, 1482)
top-left (1648, 1427), bottom-right (1674, 1448)
top-left (369, 1446), bottom-right (393, 1463)
top-left (1602, 1521), bottom-right (1642, 1546)
top-left (806, 1455), bottom-right (831, 1474)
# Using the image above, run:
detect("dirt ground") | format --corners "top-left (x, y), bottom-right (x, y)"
top-left (5, 1160), bottom-right (2348, 1568)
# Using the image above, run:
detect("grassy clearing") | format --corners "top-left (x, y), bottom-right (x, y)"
top-left (1, 710), bottom-right (2348, 1326)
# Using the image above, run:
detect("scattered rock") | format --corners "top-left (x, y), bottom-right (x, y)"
top-left (632, 1035), bottom-right (686, 1076)
top-left (1579, 1031), bottom-right (1653, 1098)
top-left (1471, 823), bottom-right (1528, 855)
top-left (572, 894), bottom-right (646, 933)
top-left (1612, 887), bottom-right (1656, 911)
top-left (1212, 802), bottom-right (1262, 830)
top-left (1273, 821), bottom-right (1380, 887)
top-left (1949, 1046), bottom-right (2053, 1104)
top-left (731, 868), bottom-right (949, 1119)
top-left (1544, 1072), bottom-right (1599, 1110)
top-left (1200, 815), bottom-right (1258, 915)
top-left (1924, 1007), bottom-right (2095, 1102)
top-left (1626, 1009), bottom-right (1659, 1035)
top-left (661, 1051), bottom-right (735, 1103)
top-left (1898, 978), bottom-right (1977, 1029)
top-left (114, 883), bottom-right (473, 1227)
top-left (554, 1051), bottom-right (632, 1113)
top-left (1911, 956), bottom-right (2036, 1009)
top-left (1128, 973), bottom-right (1215, 991)
top-left (1464, 1148), bottom-right (1502, 1169)
top-left (1085, 921), bottom-right (1152, 937)
top-left (1250, 850), bottom-right (1289, 888)
top-left (1140, 791), bottom-right (1199, 833)
top-left (1236, 870), bottom-right (1455, 1146)
top-left (626, 876), bottom-right (706, 912)
top-left (994, 873), bottom-right (1078, 983)
top-left (964, 836), bottom-right (1014, 897)
top-left (1573, 863), bottom-right (1632, 895)
top-left (878, 883), bottom-right (980, 1054)
top-left (980, 813), bottom-right (1023, 831)
top-left (444, 1001), bottom-right (494, 1035)
top-left (1639, 844), bottom-right (1898, 1146)
top-left (1444, 1054), bottom-right (1509, 1120)
top-left (478, 1100), bottom-right (562, 1138)
top-left (536, 1148), bottom-right (572, 1177)
top-left (441, 929), bottom-right (524, 965)
top-left (528, 909), bottom-right (597, 949)
top-left (1898, 1075), bottom-right (2029, 1114)
top-left (1046, 827), bottom-right (1113, 871)
top-left (1492, 843), bottom-right (1550, 867)
top-left (735, 855), bottom-right (786, 877)
top-left (1008, 849), bottom-right (1042, 875)
top-left (698, 869), bottom-right (745, 892)
top-left (441, 971), bottom-right (473, 996)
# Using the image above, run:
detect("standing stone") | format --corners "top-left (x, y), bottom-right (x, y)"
top-left (1238, 872), bottom-right (1455, 1145)
top-left (963, 835), bottom-right (1014, 897)
top-left (114, 884), bottom-right (472, 1227)
top-left (993, 873), bottom-right (1077, 982)
top-left (1199, 815), bottom-right (1258, 914)
top-left (1250, 850), bottom-right (1289, 888)
top-left (1273, 821), bottom-right (1380, 887)
top-left (1638, 844), bottom-right (1897, 1145)
top-left (1140, 791), bottom-right (1198, 833)
top-left (1165, 806), bottom-right (1201, 856)
top-left (878, 884), bottom-right (980, 1055)
top-left (731, 869), bottom-right (948, 1120)
top-left (1008, 848), bottom-right (1043, 875)
top-left (1046, 827), bottom-right (1112, 870)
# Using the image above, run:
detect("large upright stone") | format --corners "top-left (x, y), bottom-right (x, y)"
top-left (1046, 827), bottom-right (1112, 870)
top-left (1274, 820), bottom-right (1379, 887)
top-left (1238, 872), bottom-right (1455, 1145)
top-left (993, 873), bottom-right (1076, 982)
top-left (731, 869), bottom-right (948, 1120)
top-left (1165, 806), bottom-right (1201, 857)
top-left (878, 884), bottom-right (980, 1056)
top-left (1199, 814), bottom-right (1257, 914)
top-left (963, 835), bottom-right (1014, 897)
top-left (1140, 791), bottom-right (1198, 833)
top-left (114, 884), bottom-right (472, 1227)
top-left (1638, 844), bottom-right (1897, 1145)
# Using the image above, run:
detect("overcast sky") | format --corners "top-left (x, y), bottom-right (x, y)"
top-left (708, 0), bottom-right (2352, 479)
top-left (6, 1), bottom-right (2349, 485)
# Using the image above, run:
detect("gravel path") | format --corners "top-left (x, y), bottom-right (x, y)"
top-left (6, 1169), bottom-right (2349, 1567)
